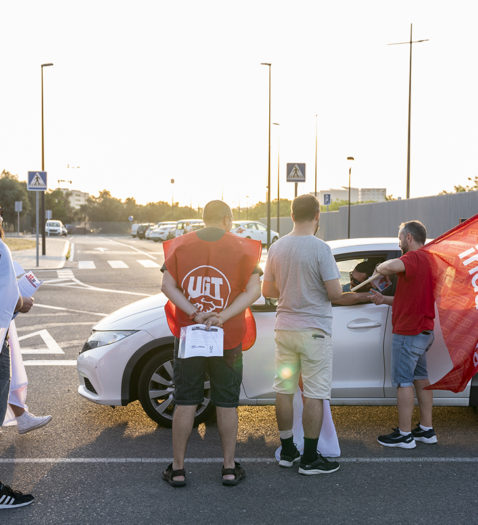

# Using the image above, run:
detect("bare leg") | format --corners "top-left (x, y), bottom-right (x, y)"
top-left (302, 397), bottom-right (323, 438)
top-left (414, 379), bottom-right (433, 427)
top-left (9, 404), bottom-right (25, 417)
top-left (397, 386), bottom-right (414, 433)
top-left (275, 393), bottom-right (294, 431)
top-left (216, 406), bottom-right (238, 480)
top-left (172, 405), bottom-right (197, 481)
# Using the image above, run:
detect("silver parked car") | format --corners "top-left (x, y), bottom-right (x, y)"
top-left (77, 238), bottom-right (478, 427)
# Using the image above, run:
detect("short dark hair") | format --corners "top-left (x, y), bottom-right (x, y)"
top-left (354, 260), bottom-right (375, 277)
top-left (399, 220), bottom-right (427, 245)
top-left (291, 194), bottom-right (320, 223)
top-left (202, 200), bottom-right (232, 225)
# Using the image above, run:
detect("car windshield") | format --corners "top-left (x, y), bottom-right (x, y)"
top-left (47, 221), bottom-right (61, 227)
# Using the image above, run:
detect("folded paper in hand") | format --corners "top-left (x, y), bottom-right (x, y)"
top-left (179, 324), bottom-right (224, 359)
top-left (18, 271), bottom-right (43, 297)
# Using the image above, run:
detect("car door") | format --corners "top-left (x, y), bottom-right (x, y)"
top-left (331, 252), bottom-right (397, 400)
top-left (255, 222), bottom-right (267, 244)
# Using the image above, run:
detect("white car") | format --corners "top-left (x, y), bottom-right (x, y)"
top-left (150, 221), bottom-right (180, 242)
top-left (77, 238), bottom-right (477, 427)
top-left (174, 219), bottom-right (204, 238)
top-left (45, 220), bottom-right (67, 236)
top-left (232, 221), bottom-right (279, 245)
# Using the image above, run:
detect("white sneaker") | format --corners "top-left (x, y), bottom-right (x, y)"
top-left (16, 412), bottom-right (52, 434)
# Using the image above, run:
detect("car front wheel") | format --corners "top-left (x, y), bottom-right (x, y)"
top-left (137, 347), bottom-right (214, 427)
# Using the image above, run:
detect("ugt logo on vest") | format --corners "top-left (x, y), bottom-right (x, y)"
top-left (181, 265), bottom-right (231, 313)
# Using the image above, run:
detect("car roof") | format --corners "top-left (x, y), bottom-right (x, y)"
top-left (326, 237), bottom-right (400, 254)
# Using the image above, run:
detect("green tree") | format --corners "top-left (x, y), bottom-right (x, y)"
top-left (45, 189), bottom-right (75, 223)
top-left (0, 170), bottom-right (32, 227)
top-left (440, 176), bottom-right (478, 194)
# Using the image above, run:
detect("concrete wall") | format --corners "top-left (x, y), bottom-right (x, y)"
top-left (265, 191), bottom-right (478, 241)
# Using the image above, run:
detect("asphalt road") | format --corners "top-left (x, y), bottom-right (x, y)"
top-left (2, 235), bottom-right (477, 524)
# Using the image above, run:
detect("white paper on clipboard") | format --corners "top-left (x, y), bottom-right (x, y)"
top-left (17, 271), bottom-right (43, 297)
top-left (179, 324), bottom-right (224, 359)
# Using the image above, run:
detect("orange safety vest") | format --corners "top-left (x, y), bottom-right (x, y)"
top-left (163, 231), bottom-right (261, 350)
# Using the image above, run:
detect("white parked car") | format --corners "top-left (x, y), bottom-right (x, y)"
top-left (150, 221), bottom-right (179, 242)
top-left (174, 219), bottom-right (204, 238)
top-left (77, 238), bottom-right (477, 427)
top-left (232, 221), bottom-right (279, 245)
top-left (45, 220), bottom-right (67, 236)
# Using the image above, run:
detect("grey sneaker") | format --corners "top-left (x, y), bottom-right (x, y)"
top-left (412, 423), bottom-right (437, 444)
top-left (298, 454), bottom-right (340, 475)
top-left (16, 412), bottom-right (52, 435)
top-left (279, 446), bottom-right (301, 468)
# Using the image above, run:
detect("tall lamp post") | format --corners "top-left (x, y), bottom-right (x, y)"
top-left (314, 114), bottom-right (318, 197)
top-left (273, 122), bottom-right (280, 234)
top-left (347, 156), bottom-right (354, 239)
top-left (41, 62), bottom-right (54, 255)
top-left (261, 62), bottom-right (272, 249)
top-left (388, 24), bottom-right (429, 199)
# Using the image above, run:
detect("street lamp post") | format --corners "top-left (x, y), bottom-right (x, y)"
top-left (388, 24), bottom-right (429, 199)
top-left (261, 62), bottom-right (272, 249)
top-left (314, 114), bottom-right (318, 197)
top-left (41, 62), bottom-right (53, 255)
top-left (170, 178), bottom-right (175, 208)
top-left (273, 122), bottom-right (280, 234)
top-left (347, 156), bottom-right (354, 239)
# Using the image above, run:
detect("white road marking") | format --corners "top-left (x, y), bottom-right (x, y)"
top-left (138, 259), bottom-right (160, 268)
top-left (95, 247), bottom-right (107, 252)
top-left (57, 269), bottom-right (75, 279)
top-left (18, 329), bottom-right (64, 355)
top-left (109, 239), bottom-right (159, 261)
top-left (107, 260), bottom-right (129, 268)
top-left (0, 457), bottom-right (477, 464)
top-left (34, 304), bottom-right (107, 317)
top-left (23, 360), bottom-right (77, 366)
top-left (78, 260), bottom-right (96, 269)
top-left (69, 242), bottom-right (75, 261)
top-left (17, 321), bottom-right (97, 332)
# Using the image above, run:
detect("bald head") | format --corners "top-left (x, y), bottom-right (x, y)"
top-left (202, 200), bottom-right (233, 230)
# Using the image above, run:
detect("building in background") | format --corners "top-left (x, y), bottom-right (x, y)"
top-left (316, 187), bottom-right (386, 204)
top-left (57, 188), bottom-right (90, 209)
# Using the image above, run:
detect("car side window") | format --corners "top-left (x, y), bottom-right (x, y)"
top-left (256, 223), bottom-right (266, 231)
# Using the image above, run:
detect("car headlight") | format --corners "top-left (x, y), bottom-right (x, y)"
top-left (80, 330), bottom-right (137, 354)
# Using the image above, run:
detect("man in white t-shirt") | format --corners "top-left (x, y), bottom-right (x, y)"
top-left (263, 194), bottom-right (351, 475)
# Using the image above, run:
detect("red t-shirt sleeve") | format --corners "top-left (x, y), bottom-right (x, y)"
top-left (400, 251), bottom-right (419, 277)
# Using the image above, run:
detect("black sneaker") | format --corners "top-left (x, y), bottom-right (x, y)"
top-left (279, 446), bottom-right (301, 468)
top-left (0, 483), bottom-right (34, 509)
top-left (298, 454), bottom-right (340, 475)
top-left (377, 428), bottom-right (416, 449)
top-left (412, 423), bottom-right (437, 444)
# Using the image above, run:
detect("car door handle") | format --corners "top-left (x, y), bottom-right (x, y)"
top-left (347, 319), bottom-right (382, 329)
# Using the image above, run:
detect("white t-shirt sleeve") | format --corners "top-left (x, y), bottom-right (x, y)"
top-left (318, 243), bottom-right (340, 282)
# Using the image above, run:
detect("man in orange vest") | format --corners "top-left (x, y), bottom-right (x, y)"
top-left (161, 200), bottom-right (261, 487)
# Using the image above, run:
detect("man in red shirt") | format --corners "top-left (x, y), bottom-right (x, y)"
top-left (371, 220), bottom-right (437, 448)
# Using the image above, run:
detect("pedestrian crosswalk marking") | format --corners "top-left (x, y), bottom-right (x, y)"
top-left (108, 260), bottom-right (129, 269)
top-left (78, 261), bottom-right (96, 269)
top-left (138, 259), bottom-right (160, 268)
top-left (57, 269), bottom-right (75, 279)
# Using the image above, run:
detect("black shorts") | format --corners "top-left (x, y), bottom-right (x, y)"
top-left (173, 338), bottom-right (243, 408)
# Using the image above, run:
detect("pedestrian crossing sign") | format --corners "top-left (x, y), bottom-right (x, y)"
top-left (27, 171), bottom-right (47, 191)
top-left (286, 163), bottom-right (306, 183)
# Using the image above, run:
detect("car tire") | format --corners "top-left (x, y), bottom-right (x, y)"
top-left (137, 347), bottom-right (214, 427)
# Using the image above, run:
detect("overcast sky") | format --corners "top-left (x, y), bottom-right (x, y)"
top-left (1, 0), bottom-right (477, 208)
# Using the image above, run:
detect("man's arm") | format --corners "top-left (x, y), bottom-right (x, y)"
top-left (333, 291), bottom-right (372, 306)
top-left (262, 279), bottom-right (280, 299)
top-left (206, 273), bottom-right (261, 327)
top-left (324, 278), bottom-right (343, 303)
top-left (376, 258), bottom-right (405, 276)
top-left (161, 270), bottom-right (197, 317)
top-left (370, 290), bottom-right (394, 306)
top-left (15, 296), bottom-right (34, 314)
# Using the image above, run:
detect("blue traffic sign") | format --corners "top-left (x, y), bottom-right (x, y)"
top-left (27, 171), bottom-right (47, 191)
top-left (324, 193), bottom-right (331, 206)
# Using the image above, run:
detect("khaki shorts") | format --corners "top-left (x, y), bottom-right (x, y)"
top-left (273, 329), bottom-right (333, 399)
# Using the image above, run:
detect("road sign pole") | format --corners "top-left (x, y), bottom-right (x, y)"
top-left (295, 182), bottom-right (298, 198)
top-left (35, 191), bottom-right (39, 267)
top-left (17, 211), bottom-right (20, 235)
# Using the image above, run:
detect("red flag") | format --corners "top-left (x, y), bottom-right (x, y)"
top-left (422, 214), bottom-right (478, 392)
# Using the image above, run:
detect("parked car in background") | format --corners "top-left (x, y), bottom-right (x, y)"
top-left (136, 223), bottom-right (154, 239)
top-left (149, 221), bottom-right (178, 242)
top-left (145, 224), bottom-right (158, 240)
top-left (231, 220), bottom-right (279, 245)
top-left (174, 219), bottom-right (204, 237)
top-left (45, 220), bottom-right (67, 236)
top-left (77, 237), bottom-right (477, 427)
top-left (131, 223), bottom-right (140, 237)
